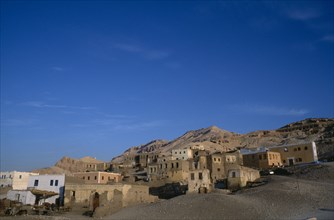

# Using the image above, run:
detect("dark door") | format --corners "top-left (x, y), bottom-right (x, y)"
top-left (93, 192), bottom-right (99, 212)
top-left (288, 159), bottom-right (294, 166)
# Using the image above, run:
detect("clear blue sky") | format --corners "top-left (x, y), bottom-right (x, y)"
top-left (1, 0), bottom-right (333, 171)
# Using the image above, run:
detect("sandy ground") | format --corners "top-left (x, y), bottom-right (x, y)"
top-left (3, 162), bottom-right (334, 220)
top-left (108, 175), bottom-right (334, 220)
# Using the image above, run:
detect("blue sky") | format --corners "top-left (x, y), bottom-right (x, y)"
top-left (1, 0), bottom-right (333, 171)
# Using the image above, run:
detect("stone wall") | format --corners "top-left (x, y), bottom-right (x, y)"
top-left (64, 183), bottom-right (158, 217)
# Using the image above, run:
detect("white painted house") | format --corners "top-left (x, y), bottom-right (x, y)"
top-left (27, 174), bottom-right (65, 205)
top-left (6, 174), bottom-right (65, 205)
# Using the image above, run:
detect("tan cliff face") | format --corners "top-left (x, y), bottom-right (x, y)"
top-left (33, 118), bottom-right (334, 174)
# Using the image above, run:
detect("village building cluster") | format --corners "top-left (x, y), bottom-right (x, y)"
top-left (0, 141), bottom-right (319, 216)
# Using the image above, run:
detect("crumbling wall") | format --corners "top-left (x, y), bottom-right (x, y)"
top-left (64, 183), bottom-right (158, 217)
top-left (122, 184), bottom-right (157, 206)
top-left (93, 189), bottom-right (123, 218)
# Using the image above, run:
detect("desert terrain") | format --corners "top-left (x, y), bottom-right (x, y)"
top-left (3, 162), bottom-right (334, 220)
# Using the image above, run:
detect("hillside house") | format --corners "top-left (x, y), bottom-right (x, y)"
top-left (172, 148), bottom-right (193, 160)
top-left (85, 162), bottom-right (111, 172)
top-left (241, 148), bottom-right (282, 169)
top-left (227, 166), bottom-right (260, 190)
top-left (269, 142), bottom-right (318, 166)
top-left (188, 169), bottom-right (211, 193)
top-left (74, 172), bottom-right (122, 184)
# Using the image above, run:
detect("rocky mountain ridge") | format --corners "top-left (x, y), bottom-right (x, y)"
top-left (112, 118), bottom-right (334, 163)
top-left (33, 118), bottom-right (334, 174)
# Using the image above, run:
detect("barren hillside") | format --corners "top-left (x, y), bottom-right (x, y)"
top-left (112, 118), bottom-right (334, 163)
top-left (32, 118), bottom-right (334, 174)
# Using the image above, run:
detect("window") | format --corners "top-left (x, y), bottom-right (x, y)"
top-left (263, 154), bottom-right (267, 160)
top-left (214, 158), bottom-right (216, 162)
top-left (50, 180), bottom-right (54, 186)
top-left (88, 176), bottom-right (90, 180)
top-left (218, 158), bottom-right (221, 162)
top-left (34, 180), bottom-right (39, 186)
top-left (102, 176), bottom-right (104, 180)
top-left (176, 162), bottom-right (179, 168)
top-left (298, 147), bottom-right (301, 151)
top-left (83, 177), bottom-right (85, 180)
top-left (283, 160), bottom-right (286, 163)
top-left (304, 146), bottom-right (308, 150)
top-left (55, 180), bottom-right (58, 186)
top-left (217, 168), bottom-right (220, 172)
top-left (232, 172), bottom-right (236, 178)
top-left (175, 152), bottom-right (177, 154)
top-left (199, 172), bottom-right (203, 180)
top-left (191, 173), bottom-right (195, 180)
top-left (183, 151), bottom-right (186, 154)
top-left (95, 176), bottom-right (97, 180)
top-left (19, 175), bottom-right (22, 179)
top-left (259, 155), bottom-right (262, 160)
top-left (171, 163), bottom-right (174, 168)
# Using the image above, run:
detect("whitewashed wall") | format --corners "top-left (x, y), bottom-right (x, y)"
top-left (28, 174), bottom-right (65, 205)
top-left (7, 190), bottom-right (36, 205)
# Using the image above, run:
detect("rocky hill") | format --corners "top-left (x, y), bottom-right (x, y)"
top-left (112, 118), bottom-right (334, 162)
top-left (33, 118), bottom-right (333, 174)
top-left (32, 156), bottom-right (106, 175)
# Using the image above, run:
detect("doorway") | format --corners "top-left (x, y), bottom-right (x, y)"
top-left (288, 158), bottom-right (294, 166)
top-left (92, 192), bottom-right (99, 212)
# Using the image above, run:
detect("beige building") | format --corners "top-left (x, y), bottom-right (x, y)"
top-left (85, 162), bottom-right (111, 172)
top-left (0, 171), bottom-right (39, 189)
top-left (148, 159), bottom-right (190, 182)
top-left (74, 172), bottom-right (122, 184)
top-left (172, 148), bottom-right (193, 160)
top-left (188, 169), bottom-right (211, 193)
top-left (209, 151), bottom-right (242, 182)
top-left (269, 142), bottom-right (318, 166)
top-left (242, 150), bottom-right (282, 169)
top-left (227, 166), bottom-right (260, 189)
